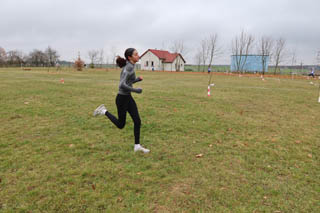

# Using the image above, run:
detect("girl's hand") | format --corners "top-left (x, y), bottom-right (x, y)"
top-left (139, 76), bottom-right (143, 81)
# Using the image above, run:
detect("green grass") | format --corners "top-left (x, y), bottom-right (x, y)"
top-left (185, 64), bottom-right (310, 75)
top-left (185, 65), bottom-right (229, 72)
top-left (0, 68), bottom-right (319, 212)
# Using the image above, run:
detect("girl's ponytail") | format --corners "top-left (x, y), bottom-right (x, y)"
top-left (116, 48), bottom-right (136, 68)
top-left (116, 56), bottom-right (126, 68)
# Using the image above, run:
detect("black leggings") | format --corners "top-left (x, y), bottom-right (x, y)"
top-left (105, 94), bottom-right (141, 144)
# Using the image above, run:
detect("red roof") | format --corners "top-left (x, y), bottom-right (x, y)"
top-left (140, 49), bottom-right (186, 63)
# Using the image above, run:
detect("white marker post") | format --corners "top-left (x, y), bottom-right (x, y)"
top-left (207, 66), bottom-right (214, 97)
top-left (207, 83), bottom-right (215, 96)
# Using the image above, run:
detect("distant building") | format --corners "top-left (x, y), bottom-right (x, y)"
top-left (231, 55), bottom-right (269, 72)
top-left (140, 49), bottom-right (186, 71)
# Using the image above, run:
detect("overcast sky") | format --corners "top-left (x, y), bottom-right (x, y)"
top-left (1, 0), bottom-right (319, 65)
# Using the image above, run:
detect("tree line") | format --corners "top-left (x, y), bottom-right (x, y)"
top-left (0, 46), bottom-right (59, 67)
top-left (2, 30), bottom-right (316, 73)
top-left (149, 31), bottom-right (292, 74)
top-left (0, 45), bottom-right (121, 69)
top-left (193, 30), bottom-right (288, 75)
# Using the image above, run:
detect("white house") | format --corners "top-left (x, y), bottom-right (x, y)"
top-left (140, 49), bottom-right (186, 71)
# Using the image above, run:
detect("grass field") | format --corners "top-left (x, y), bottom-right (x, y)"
top-left (0, 68), bottom-right (319, 212)
top-left (184, 65), bottom-right (311, 76)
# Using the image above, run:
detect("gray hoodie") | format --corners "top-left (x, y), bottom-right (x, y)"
top-left (118, 62), bottom-right (142, 95)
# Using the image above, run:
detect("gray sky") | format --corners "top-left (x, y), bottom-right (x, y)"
top-left (1, 0), bottom-right (320, 65)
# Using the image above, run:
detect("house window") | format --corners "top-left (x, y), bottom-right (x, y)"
top-left (146, 61), bottom-right (148, 67)
top-left (151, 61), bottom-right (154, 67)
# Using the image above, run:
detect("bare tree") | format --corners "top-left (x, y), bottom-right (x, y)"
top-left (7, 50), bottom-right (24, 66)
top-left (231, 30), bottom-right (255, 73)
top-left (200, 39), bottom-right (208, 72)
top-left (88, 50), bottom-right (99, 68)
top-left (194, 49), bottom-right (202, 72)
top-left (170, 39), bottom-right (187, 71)
top-left (105, 53), bottom-right (110, 68)
top-left (98, 49), bottom-right (104, 68)
top-left (28, 49), bottom-right (48, 67)
top-left (110, 46), bottom-right (118, 68)
top-left (273, 38), bottom-right (286, 75)
top-left (207, 33), bottom-right (222, 70)
top-left (45, 46), bottom-right (59, 67)
top-left (316, 50), bottom-right (320, 66)
top-left (258, 36), bottom-right (273, 75)
top-left (0, 47), bottom-right (7, 67)
top-left (23, 54), bottom-right (30, 66)
top-left (291, 50), bottom-right (297, 66)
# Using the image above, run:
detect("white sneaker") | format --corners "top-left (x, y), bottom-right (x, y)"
top-left (134, 144), bottom-right (150, 153)
top-left (93, 104), bottom-right (107, 116)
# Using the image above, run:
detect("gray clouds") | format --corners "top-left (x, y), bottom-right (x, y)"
top-left (1, 0), bottom-right (319, 64)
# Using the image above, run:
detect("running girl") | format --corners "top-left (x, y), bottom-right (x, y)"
top-left (93, 48), bottom-right (150, 153)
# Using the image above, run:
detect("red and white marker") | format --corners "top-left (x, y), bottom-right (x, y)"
top-left (60, 78), bottom-right (64, 84)
top-left (207, 83), bottom-right (215, 96)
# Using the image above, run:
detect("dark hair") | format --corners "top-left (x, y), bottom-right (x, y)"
top-left (116, 56), bottom-right (126, 68)
top-left (116, 48), bottom-right (136, 68)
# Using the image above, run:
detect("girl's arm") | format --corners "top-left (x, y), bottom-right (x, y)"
top-left (132, 76), bottom-right (143, 84)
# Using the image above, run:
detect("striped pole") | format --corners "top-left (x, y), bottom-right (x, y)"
top-left (207, 84), bottom-right (215, 96)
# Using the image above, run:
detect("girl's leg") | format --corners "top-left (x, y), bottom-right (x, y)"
top-left (105, 94), bottom-right (129, 129)
top-left (127, 96), bottom-right (141, 144)
top-left (127, 97), bottom-right (149, 153)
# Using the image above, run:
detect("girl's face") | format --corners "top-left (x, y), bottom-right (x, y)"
top-left (128, 50), bottom-right (139, 64)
